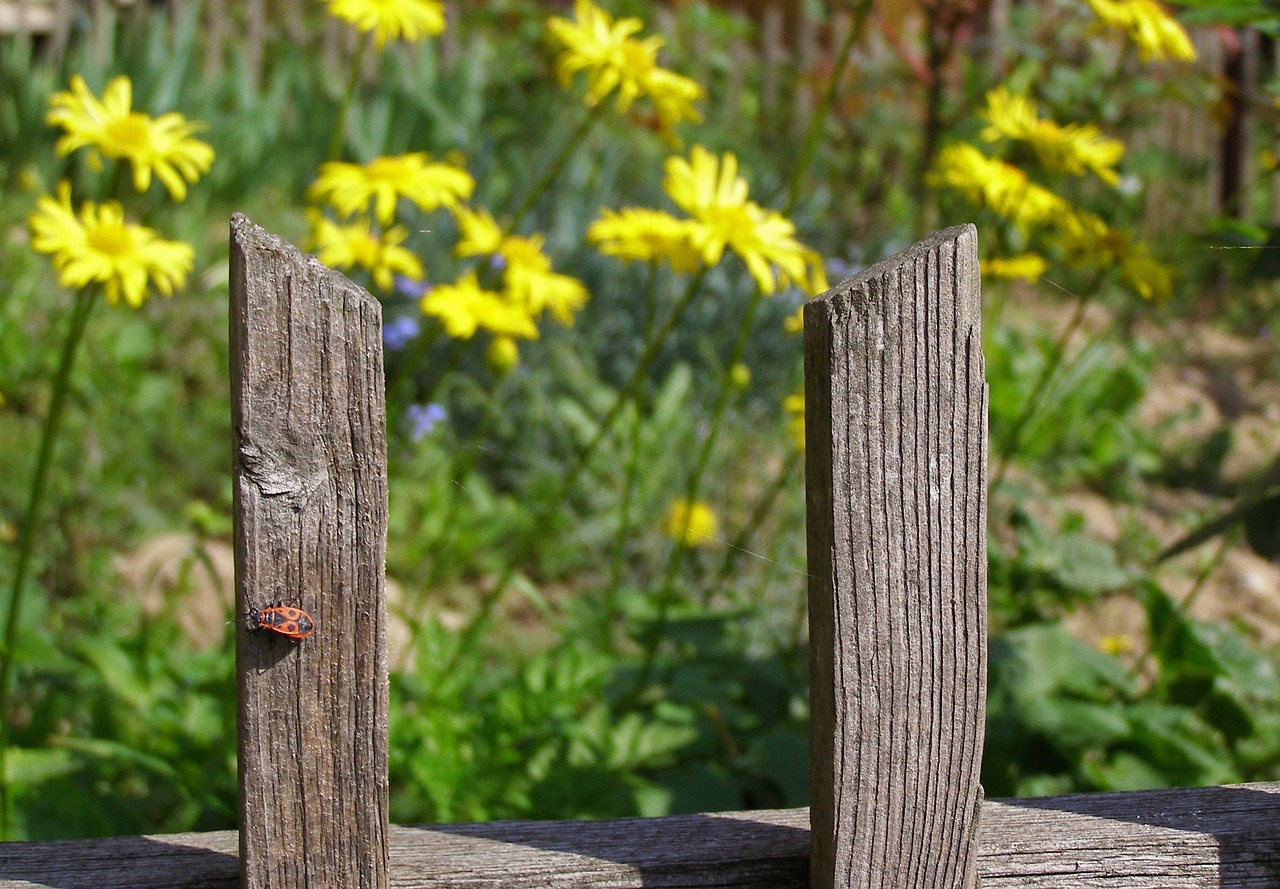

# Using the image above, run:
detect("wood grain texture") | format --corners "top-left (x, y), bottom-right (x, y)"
top-left (230, 214), bottom-right (389, 889)
top-left (6, 784), bottom-right (1280, 887)
top-left (802, 225), bottom-right (987, 888)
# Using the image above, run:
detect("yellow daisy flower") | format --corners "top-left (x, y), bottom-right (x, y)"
top-left (1053, 210), bottom-right (1173, 302)
top-left (29, 182), bottom-right (194, 308)
top-left (641, 66), bottom-right (705, 134)
top-left (500, 234), bottom-right (590, 326)
top-left (928, 143), bottom-right (1070, 233)
top-left (663, 498), bottom-right (718, 548)
top-left (420, 271), bottom-right (538, 340)
top-left (548, 0), bottom-right (703, 135)
top-left (45, 75), bottom-right (214, 201)
top-left (1084, 0), bottom-right (1195, 63)
top-left (981, 253), bottom-right (1048, 283)
top-left (663, 146), bottom-right (827, 296)
top-left (309, 153), bottom-right (474, 224)
top-left (980, 88), bottom-right (1124, 186)
top-left (308, 213), bottom-right (424, 292)
top-left (452, 204), bottom-right (504, 257)
top-left (324, 0), bottom-right (446, 48)
top-left (587, 207), bottom-right (704, 272)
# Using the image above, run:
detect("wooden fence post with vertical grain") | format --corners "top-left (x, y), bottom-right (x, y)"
top-left (229, 214), bottom-right (390, 889)
top-left (803, 224), bottom-right (988, 888)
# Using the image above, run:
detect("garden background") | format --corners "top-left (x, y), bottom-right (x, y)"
top-left (1, 0), bottom-right (1279, 842)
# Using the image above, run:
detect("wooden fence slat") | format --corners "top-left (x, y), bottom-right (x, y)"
top-left (229, 215), bottom-right (390, 889)
top-left (6, 783), bottom-right (1280, 887)
top-left (802, 224), bottom-right (987, 888)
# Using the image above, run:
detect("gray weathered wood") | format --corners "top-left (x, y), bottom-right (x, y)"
top-left (230, 214), bottom-right (389, 889)
top-left (802, 224), bottom-right (987, 888)
top-left (5, 783), bottom-right (1280, 887)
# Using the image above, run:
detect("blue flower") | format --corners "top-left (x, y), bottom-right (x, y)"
top-left (383, 316), bottom-right (421, 350)
top-left (395, 275), bottom-right (432, 298)
top-left (406, 403), bottom-right (446, 440)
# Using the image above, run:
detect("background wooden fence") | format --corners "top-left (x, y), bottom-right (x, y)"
top-left (1, 0), bottom-right (1270, 236)
top-left (2, 220), bottom-right (1280, 886)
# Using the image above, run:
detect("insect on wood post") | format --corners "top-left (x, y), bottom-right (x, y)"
top-left (230, 214), bottom-right (389, 889)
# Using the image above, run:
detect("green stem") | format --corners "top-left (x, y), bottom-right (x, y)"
top-left (328, 37), bottom-right (369, 162)
top-left (991, 275), bottom-right (1099, 491)
top-left (602, 265), bottom-right (660, 649)
top-left (782, 0), bottom-right (872, 217)
top-left (630, 288), bottom-right (766, 696)
top-left (0, 287), bottom-right (97, 839)
top-left (1127, 530), bottom-right (1234, 684)
top-left (419, 368), bottom-right (513, 597)
top-left (504, 100), bottom-right (609, 237)
top-left (710, 448), bottom-right (800, 592)
top-left (444, 270), bottom-right (708, 672)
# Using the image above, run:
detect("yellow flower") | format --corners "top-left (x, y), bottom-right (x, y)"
top-left (309, 153), bottom-right (474, 223)
top-left (783, 392), bottom-right (805, 452)
top-left (548, 0), bottom-right (703, 135)
top-left (308, 213), bottom-right (424, 291)
top-left (452, 204), bottom-right (504, 257)
top-left (1098, 634), bottom-right (1135, 655)
top-left (981, 253), bottom-right (1047, 283)
top-left (420, 271), bottom-right (539, 340)
top-left (29, 182), bottom-right (193, 308)
top-left (783, 306), bottom-right (804, 335)
top-left (1053, 210), bottom-right (1173, 301)
top-left (46, 75), bottom-right (214, 201)
top-left (663, 499), bottom-right (718, 548)
top-left (663, 146), bottom-right (827, 296)
top-left (980, 88), bottom-right (1124, 186)
top-left (928, 143), bottom-right (1070, 232)
top-left (324, 0), bottom-right (445, 48)
top-left (500, 234), bottom-right (590, 326)
top-left (640, 65), bottom-right (704, 136)
top-left (1084, 0), bottom-right (1195, 63)
top-left (486, 335), bottom-right (520, 376)
top-left (587, 207), bottom-right (704, 272)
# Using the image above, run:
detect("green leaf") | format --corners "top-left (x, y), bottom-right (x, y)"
top-left (3, 747), bottom-right (80, 787)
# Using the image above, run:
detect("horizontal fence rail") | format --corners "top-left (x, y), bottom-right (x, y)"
top-left (4, 783), bottom-right (1280, 888)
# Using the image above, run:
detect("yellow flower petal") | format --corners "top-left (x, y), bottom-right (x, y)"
top-left (29, 181), bottom-right (193, 307)
top-left (46, 75), bottom-right (214, 202)
top-left (1084, 0), bottom-right (1195, 63)
top-left (309, 153), bottom-right (474, 223)
top-left (419, 271), bottom-right (538, 340)
top-left (587, 207), bottom-right (704, 273)
top-left (499, 234), bottom-right (589, 326)
top-left (663, 146), bottom-right (826, 295)
top-left (663, 499), bottom-right (718, 547)
top-left (325, 0), bottom-right (446, 48)
top-left (307, 213), bottom-right (424, 292)
top-left (548, 0), bottom-right (702, 136)
top-left (980, 87), bottom-right (1124, 186)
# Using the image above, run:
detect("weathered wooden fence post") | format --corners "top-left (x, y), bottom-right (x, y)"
top-left (229, 214), bottom-right (390, 889)
top-left (803, 224), bottom-right (987, 888)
